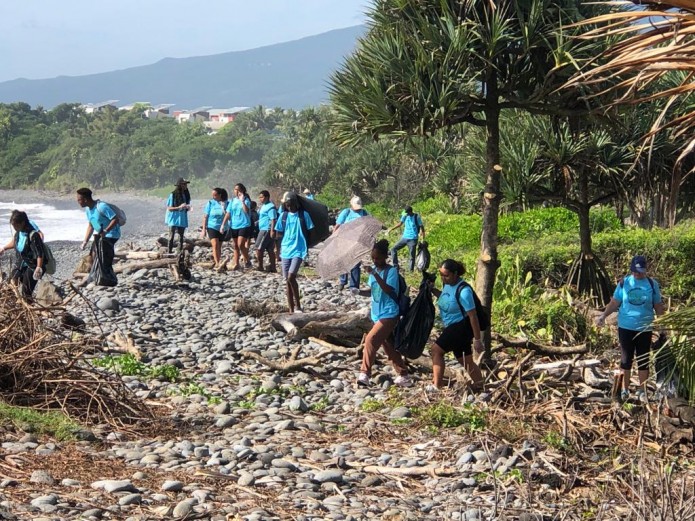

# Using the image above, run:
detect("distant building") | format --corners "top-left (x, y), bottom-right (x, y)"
top-left (174, 107), bottom-right (211, 124)
top-left (204, 107), bottom-right (250, 131)
top-left (81, 100), bottom-right (119, 114)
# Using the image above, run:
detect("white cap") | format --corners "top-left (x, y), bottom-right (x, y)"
top-left (303, 188), bottom-right (311, 194)
top-left (282, 191), bottom-right (293, 203)
top-left (350, 196), bottom-right (363, 210)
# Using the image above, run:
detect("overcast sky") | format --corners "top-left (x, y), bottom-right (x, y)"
top-left (0, 0), bottom-right (370, 82)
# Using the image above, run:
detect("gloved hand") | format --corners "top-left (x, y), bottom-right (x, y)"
top-left (595, 315), bottom-right (606, 327)
top-left (473, 338), bottom-right (484, 353)
top-left (33, 267), bottom-right (43, 281)
top-left (80, 241), bottom-right (88, 251)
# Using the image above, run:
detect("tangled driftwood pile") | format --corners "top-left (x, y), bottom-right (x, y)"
top-left (0, 283), bottom-right (154, 429)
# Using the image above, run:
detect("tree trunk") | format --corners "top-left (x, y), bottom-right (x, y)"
top-left (475, 74), bottom-right (502, 357)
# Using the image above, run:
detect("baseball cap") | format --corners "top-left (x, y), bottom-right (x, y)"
top-left (350, 196), bottom-right (363, 210)
top-left (175, 177), bottom-right (190, 186)
top-left (404, 205), bottom-right (413, 214)
top-left (282, 191), bottom-right (296, 203)
top-left (630, 255), bottom-right (648, 274)
top-left (303, 188), bottom-right (311, 194)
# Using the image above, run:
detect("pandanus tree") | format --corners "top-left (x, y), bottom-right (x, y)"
top-left (568, 1), bottom-right (695, 228)
top-left (328, 0), bottom-right (607, 352)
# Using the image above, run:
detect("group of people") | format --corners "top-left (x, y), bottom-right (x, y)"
top-left (0, 181), bottom-right (666, 400)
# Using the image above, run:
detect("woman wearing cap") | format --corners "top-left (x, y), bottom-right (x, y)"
top-left (426, 259), bottom-right (484, 392)
top-left (334, 195), bottom-right (368, 293)
top-left (596, 255), bottom-right (665, 401)
top-left (165, 178), bottom-right (191, 254)
top-left (221, 183), bottom-right (253, 270)
top-left (202, 187), bottom-right (227, 269)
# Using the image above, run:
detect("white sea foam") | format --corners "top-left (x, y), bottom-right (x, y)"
top-left (0, 202), bottom-right (86, 243)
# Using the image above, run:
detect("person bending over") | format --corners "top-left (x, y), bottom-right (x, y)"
top-left (77, 187), bottom-right (121, 278)
top-left (0, 210), bottom-right (46, 298)
top-left (388, 206), bottom-right (425, 272)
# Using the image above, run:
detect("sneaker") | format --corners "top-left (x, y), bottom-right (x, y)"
top-left (635, 389), bottom-right (648, 403)
top-left (425, 383), bottom-right (440, 393)
top-left (293, 308), bottom-right (304, 314)
top-left (357, 373), bottom-right (370, 386)
top-left (349, 287), bottom-right (360, 296)
top-left (620, 389), bottom-right (630, 402)
top-left (394, 375), bottom-right (413, 388)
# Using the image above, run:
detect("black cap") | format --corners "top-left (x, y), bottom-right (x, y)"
top-left (404, 205), bottom-right (413, 214)
top-left (176, 177), bottom-right (190, 186)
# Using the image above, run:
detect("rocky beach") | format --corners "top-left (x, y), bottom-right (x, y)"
top-left (0, 192), bottom-right (692, 521)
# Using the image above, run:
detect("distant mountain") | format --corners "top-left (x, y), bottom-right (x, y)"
top-left (0, 26), bottom-right (365, 110)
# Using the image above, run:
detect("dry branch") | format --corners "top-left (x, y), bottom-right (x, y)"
top-left (492, 333), bottom-right (589, 355)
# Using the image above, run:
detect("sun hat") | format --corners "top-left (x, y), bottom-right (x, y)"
top-left (630, 255), bottom-right (648, 274)
top-left (350, 195), bottom-right (363, 210)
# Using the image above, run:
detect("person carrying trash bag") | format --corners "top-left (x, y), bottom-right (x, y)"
top-left (356, 239), bottom-right (413, 388)
top-left (77, 187), bottom-right (121, 286)
top-left (388, 205), bottom-right (425, 272)
top-left (426, 259), bottom-right (485, 392)
top-left (0, 210), bottom-right (47, 299)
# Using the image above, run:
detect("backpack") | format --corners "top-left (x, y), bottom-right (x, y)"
top-left (27, 231), bottom-right (56, 275)
top-left (383, 265), bottom-right (411, 316)
top-left (97, 200), bottom-right (127, 226)
top-left (454, 281), bottom-right (490, 332)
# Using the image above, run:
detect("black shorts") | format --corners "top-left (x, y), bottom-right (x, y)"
top-left (256, 230), bottom-right (274, 251)
top-left (207, 228), bottom-right (224, 241)
top-left (231, 227), bottom-right (253, 239)
top-left (618, 328), bottom-right (652, 371)
top-left (435, 320), bottom-right (473, 358)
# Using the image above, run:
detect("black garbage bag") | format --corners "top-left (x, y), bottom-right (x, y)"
top-left (395, 272), bottom-right (436, 359)
top-left (297, 194), bottom-right (330, 247)
top-left (90, 235), bottom-right (118, 287)
top-left (415, 241), bottom-right (431, 272)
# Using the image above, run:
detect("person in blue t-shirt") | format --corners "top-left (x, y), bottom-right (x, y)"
top-left (0, 210), bottom-right (46, 299)
top-left (77, 187), bottom-right (121, 281)
top-left (388, 205), bottom-right (425, 272)
top-left (201, 187), bottom-right (228, 270)
top-left (221, 183), bottom-right (253, 271)
top-left (356, 239), bottom-right (413, 388)
top-left (426, 259), bottom-right (484, 392)
top-left (275, 192), bottom-right (314, 313)
top-left (165, 178), bottom-right (191, 253)
top-left (334, 195), bottom-right (369, 293)
top-left (255, 190), bottom-right (279, 272)
top-left (596, 255), bottom-right (665, 401)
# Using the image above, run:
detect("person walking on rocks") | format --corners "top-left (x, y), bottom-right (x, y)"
top-left (357, 239), bottom-right (413, 388)
top-left (222, 183), bottom-right (253, 270)
top-left (0, 210), bottom-right (46, 299)
top-left (275, 192), bottom-right (314, 313)
top-left (77, 187), bottom-right (121, 277)
top-left (335, 195), bottom-right (369, 294)
top-left (255, 190), bottom-right (278, 272)
top-left (202, 187), bottom-right (227, 270)
top-left (427, 259), bottom-right (484, 392)
top-left (388, 205), bottom-right (425, 272)
top-left (596, 255), bottom-right (665, 401)
top-left (165, 178), bottom-right (191, 254)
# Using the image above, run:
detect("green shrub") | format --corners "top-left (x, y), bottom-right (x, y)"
top-left (415, 402), bottom-right (486, 431)
top-left (0, 403), bottom-right (80, 440)
top-left (92, 354), bottom-right (180, 382)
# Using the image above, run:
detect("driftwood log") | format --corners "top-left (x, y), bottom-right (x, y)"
top-left (114, 258), bottom-right (176, 274)
top-left (492, 333), bottom-right (589, 356)
top-left (156, 237), bottom-right (210, 251)
top-left (271, 311), bottom-right (372, 346)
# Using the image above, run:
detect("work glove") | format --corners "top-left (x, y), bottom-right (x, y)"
top-left (33, 267), bottom-right (43, 281)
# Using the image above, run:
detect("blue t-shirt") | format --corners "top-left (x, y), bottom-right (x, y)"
top-left (258, 202), bottom-right (278, 231)
top-left (613, 275), bottom-right (662, 332)
top-left (368, 266), bottom-right (400, 322)
top-left (229, 196), bottom-right (252, 230)
top-left (85, 201), bottom-right (121, 239)
top-left (306, 194), bottom-right (315, 200)
top-left (275, 210), bottom-right (315, 260)
top-left (204, 199), bottom-right (227, 231)
top-left (16, 220), bottom-right (40, 253)
top-left (165, 194), bottom-right (189, 228)
top-left (336, 208), bottom-right (368, 225)
top-left (401, 213), bottom-right (423, 240)
top-left (438, 281), bottom-right (475, 327)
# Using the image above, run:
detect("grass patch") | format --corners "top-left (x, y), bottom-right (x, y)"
top-left (0, 402), bottom-right (80, 440)
top-left (360, 398), bottom-right (385, 413)
top-left (415, 402), bottom-right (486, 432)
top-left (92, 354), bottom-right (180, 382)
top-left (169, 382), bottom-right (221, 405)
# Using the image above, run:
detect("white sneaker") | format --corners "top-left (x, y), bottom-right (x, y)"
top-left (357, 373), bottom-right (370, 386)
top-left (349, 287), bottom-right (360, 295)
top-left (293, 308), bottom-right (304, 314)
top-left (394, 375), bottom-right (413, 388)
top-left (425, 384), bottom-right (439, 393)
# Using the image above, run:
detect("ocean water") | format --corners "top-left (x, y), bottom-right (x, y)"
top-left (0, 202), bottom-right (86, 244)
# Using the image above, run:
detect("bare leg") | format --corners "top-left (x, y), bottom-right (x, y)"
top-left (638, 369), bottom-right (649, 386)
top-left (255, 247), bottom-right (264, 270)
top-left (288, 273), bottom-right (301, 310)
top-left (431, 343), bottom-right (446, 388)
top-left (622, 368), bottom-right (631, 391)
top-left (240, 237), bottom-right (250, 265)
top-left (458, 355), bottom-right (484, 389)
top-left (232, 237), bottom-right (241, 268)
top-left (267, 248), bottom-right (276, 271)
top-left (210, 238), bottom-right (221, 266)
top-left (285, 279), bottom-right (294, 313)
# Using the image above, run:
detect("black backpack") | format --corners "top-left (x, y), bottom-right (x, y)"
top-left (383, 265), bottom-right (410, 316)
top-left (454, 281), bottom-right (490, 332)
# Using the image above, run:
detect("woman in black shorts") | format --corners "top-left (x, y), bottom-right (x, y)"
top-left (202, 187), bottom-right (227, 269)
top-left (427, 259), bottom-right (484, 391)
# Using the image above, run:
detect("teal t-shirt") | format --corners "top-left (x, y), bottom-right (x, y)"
top-left (165, 194), bottom-right (189, 228)
top-left (229, 196), bottom-right (252, 229)
top-left (16, 220), bottom-right (40, 253)
top-left (258, 202), bottom-right (278, 231)
top-left (613, 275), bottom-right (662, 331)
top-left (368, 266), bottom-right (399, 322)
top-left (204, 199), bottom-right (227, 231)
top-left (85, 201), bottom-right (121, 239)
top-left (401, 213), bottom-right (422, 240)
top-left (275, 210), bottom-right (315, 259)
top-left (336, 208), bottom-right (367, 225)
top-left (438, 281), bottom-right (475, 327)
